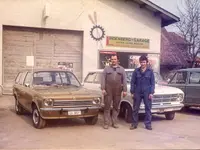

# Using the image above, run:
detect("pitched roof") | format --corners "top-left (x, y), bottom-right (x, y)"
top-left (133, 0), bottom-right (180, 27)
top-left (161, 28), bottom-right (192, 67)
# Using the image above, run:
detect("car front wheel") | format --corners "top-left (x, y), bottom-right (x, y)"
top-left (84, 115), bottom-right (98, 125)
top-left (32, 106), bottom-right (46, 129)
top-left (165, 112), bottom-right (175, 120)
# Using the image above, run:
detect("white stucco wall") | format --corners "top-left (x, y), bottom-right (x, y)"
top-left (0, 0), bottom-right (161, 84)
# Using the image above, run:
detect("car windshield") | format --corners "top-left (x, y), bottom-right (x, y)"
top-left (126, 71), bottom-right (162, 84)
top-left (33, 71), bottom-right (80, 87)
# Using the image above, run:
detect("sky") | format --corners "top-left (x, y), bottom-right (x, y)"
top-left (149, 0), bottom-right (183, 32)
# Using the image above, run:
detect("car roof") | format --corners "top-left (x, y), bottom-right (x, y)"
top-left (88, 68), bottom-right (159, 73)
top-left (177, 68), bottom-right (200, 72)
top-left (88, 69), bottom-right (135, 73)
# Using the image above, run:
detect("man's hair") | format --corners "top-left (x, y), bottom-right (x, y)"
top-left (139, 54), bottom-right (148, 62)
top-left (111, 54), bottom-right (118, 59)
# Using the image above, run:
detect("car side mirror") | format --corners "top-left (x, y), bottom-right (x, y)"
top-left (25, 83), bottom-right (30, 87)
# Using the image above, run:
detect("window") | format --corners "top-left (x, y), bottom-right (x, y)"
top-left (84, 72), bottom-right (96, 83)
top-left (34, 72), bottom-right (52, 82)
top-left (15, 72), bottom-right (22, 84)
top-left (33, 72), bottom-right (61, 85)
top-left (60, 72), bottom-right (68, 84)
top-left (126, 71), bottom-right (132, 83)
top-left (189, 72), bottom-right (200, 84)
top-left (66, 72), bottom-right (80, 86)
top-left (24, 73), bottom-right (32, 85)
top-left (94, 73), bottom-right (102, 84)
top-left (19, 72), bottom-right (27, 85)
top-left (55, 73), bottom-right (62, 84)
top-left (32, 71), bottom-right (80, 87)
top-left (170, 72), bottom-right (187, 84)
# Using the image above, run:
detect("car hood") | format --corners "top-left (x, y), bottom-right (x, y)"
top-left (127, 84), bottom-right (183, 95)
top-left (33, 86), bottom-right (100, 99)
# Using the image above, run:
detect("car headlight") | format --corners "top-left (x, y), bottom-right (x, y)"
top-left (177, 94), bottom-right (184, 102)
top-left (93, 97), bottom-right (101, 104)
top-left (43, 99), bottom-right (54, 106)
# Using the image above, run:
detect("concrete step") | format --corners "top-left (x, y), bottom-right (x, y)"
top-left (1, 87), bottom-right (13, 95)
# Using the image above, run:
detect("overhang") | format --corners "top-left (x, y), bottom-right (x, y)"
top-left (133, 0), bottom-right (180, 27)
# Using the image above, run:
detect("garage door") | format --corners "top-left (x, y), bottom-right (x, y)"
top-left (3, 26), bottom-right (83, 93)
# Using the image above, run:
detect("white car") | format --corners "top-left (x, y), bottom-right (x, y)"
top-left (82, 69), bottom-right (184, 123)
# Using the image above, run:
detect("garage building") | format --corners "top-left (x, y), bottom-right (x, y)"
top-left (0, 0), bottom-right (179, 94)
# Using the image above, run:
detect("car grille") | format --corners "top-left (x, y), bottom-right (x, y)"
top-left (53, 100), bottom-right (93, 107)
top-left (152, 94), bottom-right (179, 103)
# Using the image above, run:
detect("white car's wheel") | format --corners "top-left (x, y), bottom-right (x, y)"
top-left (32, 105), bottom-right (46, 129)
top-left (124, 104), bottom-right (133, 123)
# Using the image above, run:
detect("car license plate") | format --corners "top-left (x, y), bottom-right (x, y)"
top-left (68, 110), bottom-right (81, 116)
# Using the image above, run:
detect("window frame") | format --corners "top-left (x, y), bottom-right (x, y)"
top-left (18, 72), bottom-right (28, 85)
top-left (15, 72), bottom-right (22, 84)
top-left (169, 71), bottom-right (188, 84)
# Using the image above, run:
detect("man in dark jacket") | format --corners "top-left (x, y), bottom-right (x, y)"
top-left (101, 54), bottom-right (127, 129)
top-left (130, 55), bottom-right (155, 130)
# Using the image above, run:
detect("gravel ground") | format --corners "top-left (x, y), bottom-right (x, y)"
top-left (0, 95), bottom-right (200, 149)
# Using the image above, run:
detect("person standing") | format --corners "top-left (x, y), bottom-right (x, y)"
top-left (101, 55), bottom-right (127, 129)
top-left (130, 55), bottom-right (155, 130)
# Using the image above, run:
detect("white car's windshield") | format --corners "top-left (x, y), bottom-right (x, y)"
top-left (84, 71), bottom-right (164, 84)
top-left (126, 71), bottom-right (162, 83)
top-left (33, 71), bottom-right (80, 87)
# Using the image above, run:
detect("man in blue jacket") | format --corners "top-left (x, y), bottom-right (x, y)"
top-left (130, 55), bottom-right (155, 130)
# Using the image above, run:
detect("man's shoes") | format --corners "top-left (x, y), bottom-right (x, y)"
top-left (130, 124), bottom-right (137, 130)
top-left (145, 126), bottom-right (152, 130)
top-left (112, 124), bottom-right (119, 128)
top-left (103, 124), bottom-right (109, 129)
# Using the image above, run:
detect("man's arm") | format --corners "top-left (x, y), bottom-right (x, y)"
top-left (150, 71), bottom-right (155, 94)
top-left (122, 68), bottom-right (127, 92)
top-left (130, 70), bottom-right (136, 94)
top-left (101, 67), bottom-right (107, 90)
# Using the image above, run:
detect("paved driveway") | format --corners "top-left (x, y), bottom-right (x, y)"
top-left (0, 96), bottom-right (200, 149)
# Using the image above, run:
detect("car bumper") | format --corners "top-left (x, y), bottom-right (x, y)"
top-left (39, 106), bottom-right (100, 119)
top-left (139, 104), bottom-right (184, 114)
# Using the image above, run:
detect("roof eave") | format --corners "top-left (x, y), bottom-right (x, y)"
top-left (161, 18), bottom-right (180, 27)
top-left (135, 0), bottom-right (180, 27)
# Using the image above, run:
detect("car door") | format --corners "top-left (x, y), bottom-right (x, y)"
top-left (23, 72), bottom-right (33, 111)
top-left (13, 72), bottom-right (22, 94)
top-left (185, 71), bottom-right (200, 106)
top-left (16, 72), bottom-right (28, 106)
top-left (168, 71), bottom-right (187, 98)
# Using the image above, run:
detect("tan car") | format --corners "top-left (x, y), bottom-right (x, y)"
top-left (13, 69), bottom-right (102, 129)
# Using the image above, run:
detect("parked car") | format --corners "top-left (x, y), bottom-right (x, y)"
top-left (168, 68), bottom-right (200, 109)
top-left (83, 69), bottom-right (184, 123)
top-left (13, 69), bottom-right (102, 129)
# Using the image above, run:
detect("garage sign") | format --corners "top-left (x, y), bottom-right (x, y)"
top-left (106, 36), bottom-right (150, 49)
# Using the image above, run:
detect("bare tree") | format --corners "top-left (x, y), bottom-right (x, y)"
top-left (175, 0), bottom-right (200, 64)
